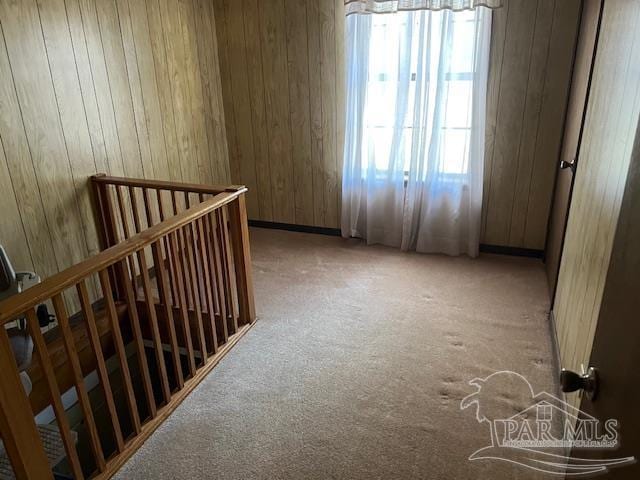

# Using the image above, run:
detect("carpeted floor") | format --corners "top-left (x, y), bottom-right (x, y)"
top-left (114, 228), bottom-right (559, 479)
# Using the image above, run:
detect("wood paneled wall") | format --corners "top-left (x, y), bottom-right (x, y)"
top-left (216, 0), bottom-right (580, 248)
top-left (0, 0), bottom-right (229, 283)
top-left (481, 0), bottom-right (580, 249)
top-left (213, 0), bottom-right (345, 228)
top-left (553, 0), bottom-right (640, 409)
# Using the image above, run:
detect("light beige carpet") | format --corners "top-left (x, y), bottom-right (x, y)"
top-left (114, 228), bottom-right (559, 479)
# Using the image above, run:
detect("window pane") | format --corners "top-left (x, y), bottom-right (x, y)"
top-left (443, 80), bottom-right (472, 129)
top-left (440, 129), bottom-right (470, 175)
top-left (360, 9), bottom-right (477, 176)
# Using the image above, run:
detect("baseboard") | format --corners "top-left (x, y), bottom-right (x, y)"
top-left (548, 309), bottom-right (565, 400)
top-left (479, 244), bottom-right (544, 259)
top-left (249, 220), bottom-right (341, 237)
top-left (249, 221), bottom-right (545, 259)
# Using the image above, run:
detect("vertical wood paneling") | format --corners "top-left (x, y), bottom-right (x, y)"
top-left (522, 0), bottom-right (582, 249)
top-left (0, 0), bottom-right (88, 279)
top-left (212, 0), bottom-right (240, 185)
top-left (307, 0), bottom-right (328, 226)
top-left (260, 0), bottom-right (295, 223)
top-left (95, 0), bottom-right (146, 178)
top-left (0, 145), bottom-right (33, 272)
top-left (76, 0), bottom-right (127, 176)
top-left (37, 0), bottom-right (102, 260)
top-left (480, 0), bottom-right (508, 241)
top-left (507, 0), bottom-right (554, 245)
top-left (553, 0), bottom-right (640, 409)
top-left (222, 0), bottom-right (259, 218)
top-left (0, 23), bottom-right (58, 278)
top-left (0, 0), bottom-right (228, 304)
top-left (214, 0), bottom-right (343, 228)
top-left (483, 0), bottom-right (539, 244)
top-left (217, 0), bottom-right (578, 237)
top-left (284, 0), bottom-right (313, 225)
top-left (318, 0), bottom-right (339, 228)
top-left (179, 0), bottom-right (213, 185)
top-left (242, 0), bottom-right (273, 221)
top-left (335, 0), bottom-right (346, 218)
top-left (127, 0), bottom-right (171, 180)
top-left (482, 0), bottom-right (580, 249)
top-left (157, 0), bottom-right (195, 182)
top-left (145, 0), bottom-right (182, 182)
top-left (194, 0), bottom-right (230, 183)
top-left (116, 0), bottom-right (155, 179)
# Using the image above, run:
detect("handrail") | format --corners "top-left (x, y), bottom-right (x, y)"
top-left (91, 173), bottom-right (246, 196)
top-left (0, 188), bottom-right (245, 324)
top-left (0, 174), bottom-right (256, 479)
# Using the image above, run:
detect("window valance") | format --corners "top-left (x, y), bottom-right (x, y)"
top-left (345, 0), bottom-right (503, 15)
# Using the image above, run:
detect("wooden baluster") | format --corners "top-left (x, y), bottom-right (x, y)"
top-left (116, 257), bottom-right (157, 417)
top-left (24, 308), bottom-right (86, 478)
top-left (151, 237), bottom-right (184, 389)
top-left (185, 192), bottom-right (206, 311)
top-left (142, 187), bottom-right (155, 226)
top-left (157, 189), bottom-right (179, 305)
top-left (183, 223), bottom-right (208, 362)
top-left (208, 210), bottom-right (229, 344)
top-left (217, 207), bottom-right (239, 334)
top-left (173, 192), bottom-right (194, 311)
top-left (116, 186), bottom-right (139, 294)
top-left (227, 193), bottom-right (256, 326)
top-left (0, 327), bottom-right (54, 480)
top-left (52, 294), bottom-right (105, 473)
top-left (199, 195), bottom-right (221, 318)
top-left (77, 280), bottom-right (124, 452)
top-left (96, 183), bottom-right (123, 299)
top-left (136, 248), bottom-right (172, 402)
top-left (99, 269), bottom-right (142, 434)
top-left (196, 216), bottom-right (218, 354)
top-left (168, 230), bottom-right (197, 376)
top-left (129, 186), bottom-right (144, 234)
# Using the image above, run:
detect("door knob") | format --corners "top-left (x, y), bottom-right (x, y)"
top-left (560, 367), bottom-right (598, 400)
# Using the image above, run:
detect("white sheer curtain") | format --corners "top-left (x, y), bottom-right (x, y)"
top-left (341, 7), bottom-right (491, 257)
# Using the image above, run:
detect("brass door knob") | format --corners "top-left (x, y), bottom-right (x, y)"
top-left (560, 367), bottom-right (598, 401)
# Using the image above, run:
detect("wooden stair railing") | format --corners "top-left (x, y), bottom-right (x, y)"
top-left (0, 175), bottom-right (256, 479)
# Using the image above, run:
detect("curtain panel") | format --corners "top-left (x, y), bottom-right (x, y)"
top-left (345, 0), bottom-right (503, 15)
top-left (341, 8), bottom-right (492, 257)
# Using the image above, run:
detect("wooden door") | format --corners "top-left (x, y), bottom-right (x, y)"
top-left (551, 0), bottom-right (640, 413)
top-left (545, 0), bottom-right (602, 299)
top-left (569, 120), bottom-right (640, 479)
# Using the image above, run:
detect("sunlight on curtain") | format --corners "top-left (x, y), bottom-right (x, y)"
top-left (341, 7), bottom-right (491, 256)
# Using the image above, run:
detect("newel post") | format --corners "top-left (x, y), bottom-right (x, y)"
top-left (0, 329), bottom-right (53, 479)
top-left (226, 189), bottom-right (256, 325)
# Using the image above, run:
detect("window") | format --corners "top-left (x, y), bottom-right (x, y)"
top-left (362, 10), bottom-right (478, 176)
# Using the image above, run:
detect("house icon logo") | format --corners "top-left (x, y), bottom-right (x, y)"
top-left (460, 371), bottom-right (635, 476)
